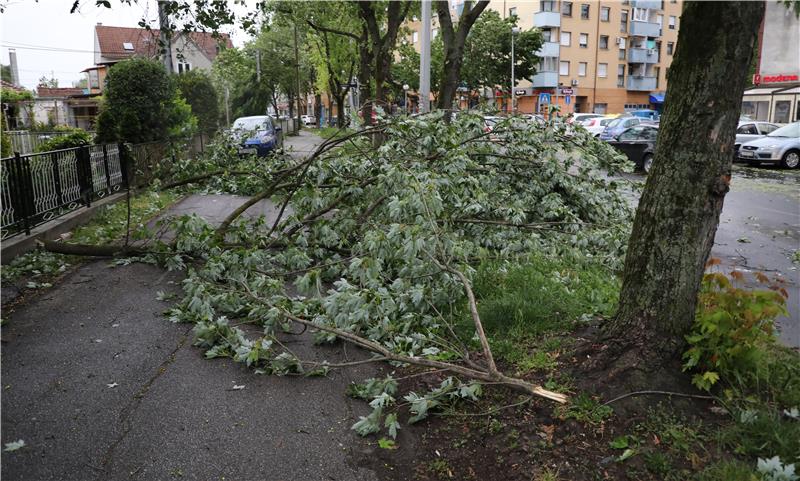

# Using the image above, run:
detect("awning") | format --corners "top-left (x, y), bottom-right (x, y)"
top-left (649, 92), bottom-right (665, 104)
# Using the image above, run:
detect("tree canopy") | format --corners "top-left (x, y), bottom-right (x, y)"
top-left (175, 69), bottom-right (219, 133)
top-left (96, 58), bottom-right (196, 144)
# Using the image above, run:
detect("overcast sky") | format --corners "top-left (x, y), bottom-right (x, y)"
top-left (1, 0), bottom-right (252, 90)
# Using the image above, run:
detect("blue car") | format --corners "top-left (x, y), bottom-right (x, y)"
top-left (599, 116), bottom-right (642, 141)
top-left (232, 115), bottom-right (282, 157)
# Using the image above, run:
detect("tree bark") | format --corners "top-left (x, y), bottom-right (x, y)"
top-left (601, 2), bottom-right (765, 384)
top-left (435, 0), bottom-right (489, 119)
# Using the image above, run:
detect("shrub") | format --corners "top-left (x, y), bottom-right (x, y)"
top-left (683, 269), bottom-right (788, 391)
top-left (36, 127), bottom-right (92, 152)
top-left (175, 69), bottom-right (218, 133)
top-left (96, 58), bottom-right (197, 144)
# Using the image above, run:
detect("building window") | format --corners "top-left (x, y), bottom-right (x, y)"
top-left (796, 101), bottom-right (800, 121)
top-left (581, 4), bottom-right (590, 19)
top-left (600, 6), bottom-right (610, 22)
top-left (620, 10), bottom-right (628, 32)
top-left (542, 28), bottom-right (552, 42)
top-left (540, 0), bottom-right (556, 12)
top-left (177, 62), bottom-right (191, 73)
top-left (559, 60), bottom-right (570, 76)
top-left (509, 7), bottom-right (517, 17)
top-left (669, 15), bottom-right (676, 29)
top-left (655, 66), bottom-right (661, 88)
top-left (598, 63), bottom-right (608, 78)
top-left (541, 56), bottom-right (558, 71)
top-left (617, 64), bottom-right (625, 87)
top-left (560, 31), bottom-right (571, 46)
top-left (594, 103), bottom-right (608, 114)
top-left (88, 70), bottom-right (99, 89)
top-left (412, 31), bottom-right (419, 43)
top-left (619, 48), bottom-right (626, 59)
top-left (600, 35), bottom-right (609, 49)
top-left (579, 62), bottom-right (587, 76)
top-left (562, 1), bottom-right (573, 17)
top-left (579, 33), bottom-right (589, 48)
top-left (667, 41), bottom-right (674, 55)
top-left (774, 100), bottom-right (791, 123)
top-left (657, 14), bottom-right (664, 34)
top-left (632, 8), bottom-right (649, 22)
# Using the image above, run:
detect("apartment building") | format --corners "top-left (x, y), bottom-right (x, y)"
top-left (492, 0), bottom-right (682, 114)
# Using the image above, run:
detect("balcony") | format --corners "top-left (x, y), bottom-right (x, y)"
top-left (536, 42), bottom-right (560, 58)
top-left (631, 0), bottom-right (661, 9)
top-left (533, 11), bottom-right (561, 28)
top-left (628, 47), bottom-right (659, 63)
top-left (627, 76), bottom-right (658, 91)
top-left (532, 71), bottom-right (559, 88)
top-left (629, 20), bottom-right (661, 37)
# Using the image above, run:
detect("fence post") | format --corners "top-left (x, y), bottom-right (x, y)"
top-left (15, 152), bottom-right (35, 236)
top-left (101, 144), bottom-right (112, 195)
top-left (76, 145), bottom-right (92, 207)
top-left (8, 154), bottom-right (29, 235)
top-left (118, 143), bottom-right (131, 190)
top-left (50, 151), bottom-right (63, 208)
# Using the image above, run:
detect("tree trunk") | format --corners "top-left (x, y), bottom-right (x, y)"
top-left (434, 1), bottom-right (489, 121)
top-left (601, 2), bottom-right (765, 386)
top-left (335, 92), bottom-right (347, 128)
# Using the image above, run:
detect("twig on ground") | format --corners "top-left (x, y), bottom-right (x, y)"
top-left (602, 390), bottom-right (716, 406)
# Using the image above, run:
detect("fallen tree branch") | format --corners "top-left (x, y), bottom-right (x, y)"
top-left (601, 390), bottom-right (716, 406)
top-left (40, 240), bottom-right (153, 257)
top-left (241, 284), bottom-right (566, 403)
top-left (160, 170), bottom-right (254, 190)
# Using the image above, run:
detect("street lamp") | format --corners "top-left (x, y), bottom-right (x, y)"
top-left (403, 84), bottom-right (410, 115)
top-left (511, 26), bottom-right (521, 115)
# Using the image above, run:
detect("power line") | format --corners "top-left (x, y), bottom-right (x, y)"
top-left (1, 44), bottom-right (95, 54)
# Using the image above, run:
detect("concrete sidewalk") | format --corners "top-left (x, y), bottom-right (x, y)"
top-left (1, 133), bottom-right (386, 481)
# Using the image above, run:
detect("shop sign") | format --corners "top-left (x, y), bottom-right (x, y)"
top-left (753, 73), bottom-right (800, 84)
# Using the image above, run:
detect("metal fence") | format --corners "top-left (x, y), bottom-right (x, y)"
top-left (5, 131), bottom-right (97, 155)
top-left (1, 143), bottom-right (128, 239)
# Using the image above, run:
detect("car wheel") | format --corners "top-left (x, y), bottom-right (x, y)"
top-left (780, 149), bottom-right (800, 169)
top-left (642, 154), bottom-right (654, 174)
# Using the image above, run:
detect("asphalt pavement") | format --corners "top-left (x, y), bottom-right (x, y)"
top-left (1, 132), bottom-right (384, 481)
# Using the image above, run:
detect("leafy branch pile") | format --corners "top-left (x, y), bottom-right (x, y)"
top-left (55, 112), bottom-right (635, 437)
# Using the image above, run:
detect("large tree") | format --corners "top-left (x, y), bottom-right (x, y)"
top-left (460, 10), bottom-right (543, 99)
top-left (599, 1), bottom-right (765, 391)
top-left (435, 0), bottom-right (490, 114)
top-left (175, 69), bottom-right (219, 133)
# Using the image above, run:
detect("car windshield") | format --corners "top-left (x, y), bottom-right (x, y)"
top-left (233, 117), bottom-right (271, 131)
top-left (766, 122), bottom-right (800, 138)
top-left (607, 118), bottom-right (623, 128)
top-left (600, 118), bottom-right (614, 126)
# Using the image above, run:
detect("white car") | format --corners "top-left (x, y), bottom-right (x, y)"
top-left (568, 113), bottom-right (604, 125)
top-left (734, 121), bottom-right (780, 159)
top-left (301, 114), bottom-right (316, 126)
top-left (581, 116), bottom-right (617, 137)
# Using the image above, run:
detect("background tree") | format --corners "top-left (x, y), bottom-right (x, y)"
top-left (1, 64), bottom-right (11, 82)
top-left (96, 58), bottom-right (196, 143)
top-left (391, 35), bottom-right (444, 104)
top-left (37, 75), bottom-right (58, 88)
top-left (175, 69), bottom-right (219, 133)
top-left (435, 0), bottom-right (490, 114)
top-left (599, 1), bottom-right (766, 392)
top-left (460, 11), bottom-right (543, 96)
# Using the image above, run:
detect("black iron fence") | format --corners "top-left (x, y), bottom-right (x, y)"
top-left (1, 143), bottom-right (129, 240)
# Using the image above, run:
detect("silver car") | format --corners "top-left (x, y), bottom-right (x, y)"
top-left (734, 121), bottom-right (780, 158)
top-left (738, 121), bottom-right (800, 168)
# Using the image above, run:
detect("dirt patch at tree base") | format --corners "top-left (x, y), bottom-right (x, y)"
top-left (355, 331), bottom-right (733, 481)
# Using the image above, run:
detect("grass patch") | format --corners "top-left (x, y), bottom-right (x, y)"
top-left (307, 126), bottom-right (354, 139)
top-left (693, 460), bottom-right (758, 481)
top-left (2, 190), bottom-right (179, 287)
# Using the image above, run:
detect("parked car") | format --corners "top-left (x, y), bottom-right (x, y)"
top-left (581, 116), bottom-right (617, 137)
top-left (734, 121), bottom-right (780, 159)
top-left (568, 113), bottom-right (604, 124)
top-left (599, 116), bottom-right (642, 141)
top-left (231, 115), bottom-right (282, 157)
top-left (301, 114), bottom-right (317, 126)
top-left (738, 121), bottom-right (800, 168)
top-left (608, 124), bottom-right (659, 173)
top-left (629, 109), bottom-right (660, 121)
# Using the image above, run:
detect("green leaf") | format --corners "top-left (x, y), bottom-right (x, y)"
top-left (377, 438), bottom-right (397, 449)
top-left (616, 448), bottom-right (636, 462)
top-left (4, 440), bottom-right (25, 452)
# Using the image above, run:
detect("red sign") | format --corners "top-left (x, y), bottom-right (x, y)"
top-left (753, 73), bottom-right (799, 84)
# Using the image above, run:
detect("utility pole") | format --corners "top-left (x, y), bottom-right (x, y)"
top-left (419, 0), bottom-right (431, 113)
top-left (256, 50), bottom-right (261, 83)
top-left (294, 22), bottom-right (301, 133)
top-left (158, 1), bottom-right (174, 74)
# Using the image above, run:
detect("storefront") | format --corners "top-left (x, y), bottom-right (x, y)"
top-left (741, 84), bottom-right (800, 123)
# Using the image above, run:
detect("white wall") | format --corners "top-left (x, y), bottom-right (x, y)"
top-left (760, 2), bottom-right (800, 77)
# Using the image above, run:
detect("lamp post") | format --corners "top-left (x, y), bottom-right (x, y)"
top-left (403, 84), bottom-right (410, 115)
top-left (511, 26), bottom-right (520, 114)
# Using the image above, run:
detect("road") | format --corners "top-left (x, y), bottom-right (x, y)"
top-left (625, 164), bottom-right (800, 347)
